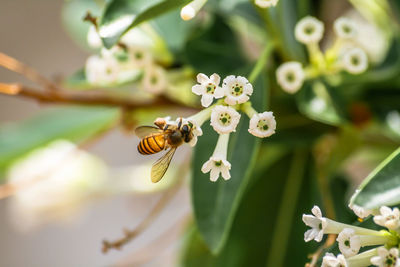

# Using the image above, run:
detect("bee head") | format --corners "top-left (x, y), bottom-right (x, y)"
top-left (181, 122), bottom-right (193, 143)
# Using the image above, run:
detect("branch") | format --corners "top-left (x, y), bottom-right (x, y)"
top-left (0, 52), bottom-right (59, 91)
top-left (102, 157), bottom-right (189, 253)
top-left (0, 83), bottom-right (197, 112)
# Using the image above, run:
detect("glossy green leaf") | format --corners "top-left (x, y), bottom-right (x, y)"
top-left (191, 72), bottom-right (266, 253)
top-left (350, 146), bottom-right (400, 209)
top-left (297, 81), bottom-right (346, 126)
top-left (0, 106), bottom-right (120, 177)
top-left (184, 16), bottom-right (248, 76)
top-left (99, 0), bottom-right (191, 48)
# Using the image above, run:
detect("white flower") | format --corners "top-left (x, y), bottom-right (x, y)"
top-left (127, 46), bottom-right (152, 68)
top-left (87, 25), bottom-right (102, 49)
top-left (255, 0), bottom-right (279, 8)
top-left (85, 54), bottom-right (120, 85)
top-left (337, 228), bottom-right (361, 257)
top-left (303, 205), bottom-right (326, 242)
top-left (334, 17), bottom-right (357, 40)
top-left (180, 117), bottom-right (203, 147)
top-left (180, 0), bottom-right (207, 21)
top-left (7, 140), bottom-right (106, 231)
top-left (142, 64), bottom-right (167, 94)
top-left (342, 47), bottom-right (368, 74)
top-left (248, 111), bottom-right (276, 138)
top-left (322, 253), bottom-right (348, 267)
top-left (371, 247), bottom-right (400, 267)
top-left (210, 105), bottom-right (241, 134)
top-left (192, 73), bottom-right (224, 107)
top-left (303, 205), bottom-right (381, 243)
top-left (201, 134), bottom-right (231, 181)
top-left (348, 202), bottom-right (374, 219)
top-left (276, 62), bottom-right (305, 93)
top-left (222, 75), bottom-right (253, 105)
top-left (373, 206), bottom-right (400, 230)
top-left (295, 16), bottom-right (324, 44)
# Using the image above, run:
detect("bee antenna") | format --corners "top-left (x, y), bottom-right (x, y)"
top-left (178, 117), bottom-right (182, 128)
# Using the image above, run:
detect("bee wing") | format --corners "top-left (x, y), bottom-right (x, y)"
top-left (135, 126), bottom-right (163, 138)
top-left (151, 147), bottom-right (176, 183)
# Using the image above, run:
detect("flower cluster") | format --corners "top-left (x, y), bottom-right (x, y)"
top-left (159, 73), bottom-right (276, 182)
top-left (276, 16), bottom-right (369, 94)
top-left (85, 25), bottom-right (169, 94)
top-left (303, 205), bottom-right (400, 267)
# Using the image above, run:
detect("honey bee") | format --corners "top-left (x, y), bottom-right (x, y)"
top-left (135, 117), bottom-right (194, 183)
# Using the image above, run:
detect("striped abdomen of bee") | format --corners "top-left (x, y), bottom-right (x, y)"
top-left (138, 134), bottom-right (166, 155)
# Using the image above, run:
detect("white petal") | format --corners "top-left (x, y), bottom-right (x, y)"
top-left (201, 160), bottom-right (213, 173)
top-left (201, 94), bottom-right (214, 107)
top-left (224, 96), bottom-right (237, 106)
top-left (213, 87), bottom-right (225, 98)
top-left (210, 73), bottom-right (220, 85)
top-left (221, 167), bottom-right (231, 180)
top-left (197, 73), bottom-right (209, 84)
top-left (312, 205), bottom-right (323, 218)
top-left (192, 84), bottom-right (205, 95)
top-left (304, 229), bottom-right (318, 242)
top-left (210, 167), bottom-right (220, 182)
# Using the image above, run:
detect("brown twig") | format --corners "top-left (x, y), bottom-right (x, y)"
top-left (102, 156), bottom-right (189, 253)
top-left (0, 52), bottom-right (59, 91)
top-left (83, 11), bottom-right (98, 28)
top-left (306, 234), bottom-right (337, 267)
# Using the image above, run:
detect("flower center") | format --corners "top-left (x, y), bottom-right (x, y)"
top-left (344, 240), bottom-right (350, 247)
top-left (230, 83), bottom-right (243, 96)
top-left (318, 223), bottom-right (322, 230)
top-left (286, 72), bottom-right (295, 83)
top-left (215, 160), bottom-right (222, 167)
top-left (135, 52), bottom-right (143, 60)
top-left (151, 76), bottom-right (158, 85)
top-left (386, 255), bottom-right (396, 266)
top-left (351, 56), bottom-right (360, 66)
top-left (206, 83), bottom-right (216, 94)
top-left (219, 112), bottom-right (232, 126)
top-left (257, 119), bottom-right (269, 131)
top-left (343, 25), bottom-right (351, 34)
top-left (305, 25), bottom-right (315, 35)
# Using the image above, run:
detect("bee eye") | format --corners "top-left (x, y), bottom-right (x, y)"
top-left (182, 125), bottom-right (189, 133)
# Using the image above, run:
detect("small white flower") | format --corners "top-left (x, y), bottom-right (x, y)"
top-left (348, 202), bottom-right (374, 219)
top-left (373, 206), bottom-right (400, 230)
top-left (303, 205), bottom-right (326, 242)
top-left (192, 73), bottom-right (224, 107)
top-left (87, 25), bottom-right (102, 49)
top-left (128, 46), bottom-right (152, 68)
top-left (180, 0), bottom-right (207, 21)
top-left (85, 54), bottom-right (120, 85)
top-left (342, 47), bottom-right (368, 74)
top-left (337, 228), bottom-right (361, 258)
top-left (222, 75), bottom-right (253, 105)
top-left (255, 0), bottom-right (279, 8)
top-left (248, 111), bottom-right (276, 138)
top-left (210, 105), bottom-right (241, 134)
top-left (334, 17), bottom-right (357, 40)
top-left (371, 247), bottom-right (400, 267)
top-left (276, 62), bottom-right (305, 93)
top-left (295, 16), bottom-right (324, 44)
top-left (142, 64), bottom-right (167, 94)
top-left (180, 117), bottom-right (203, 147)
top-left (322, 253), bottom-right (348, 267)
top-left (201, 134), bottom-right (231, 182)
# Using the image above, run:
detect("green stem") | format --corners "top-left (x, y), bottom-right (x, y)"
top-left (265, 148), bottom-right (308, 267)
top-left (248, 42), bottom-right (275, 83)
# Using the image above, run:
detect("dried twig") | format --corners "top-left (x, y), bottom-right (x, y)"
top-left (0, 52), bottom-right (59, 91)
top-left (102, 155), bottom-right (190, 253)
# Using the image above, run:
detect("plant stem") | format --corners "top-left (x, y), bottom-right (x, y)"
top-left (265, 148), bottom-right (308, 267)
top-left (248, 41), bottom-right (275, 83)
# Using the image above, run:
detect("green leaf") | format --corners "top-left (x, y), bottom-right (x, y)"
top-left (184, 15), bottom-right (248, 76)
top-left (0, 106), bottom-right (120, 177)
top-left (190, 71), bottom-right (266, 253)
top-left (99, 0), bottom-right (191, 48)
top-left (350, 146), bottom-right (400, 209)
top-left (297, 81), bottom-right (346, 126)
